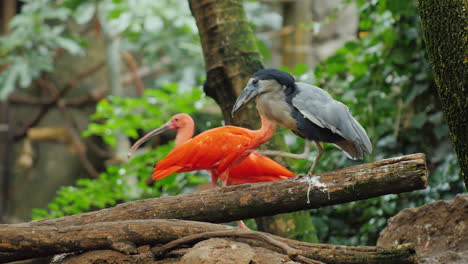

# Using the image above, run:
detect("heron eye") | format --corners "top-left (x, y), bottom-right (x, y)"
top-left (252, 79), bottom-right (259, 86)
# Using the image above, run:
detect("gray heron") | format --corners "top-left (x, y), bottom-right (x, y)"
top-left (232, 68), bottom-right (372, 174)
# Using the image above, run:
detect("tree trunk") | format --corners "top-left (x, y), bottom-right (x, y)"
top-left (417, 0), bottom-right (468, 189)
top-left (16, 154), bottom-right (427, 228)
top-left (188, 0), bottom-right (262, 127)
top-left (0, 0), bottom-right (16, 224)
top-left (281, 0), bottom-right (313, 67)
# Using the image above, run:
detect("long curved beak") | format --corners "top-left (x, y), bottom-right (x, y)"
top-left (128, 122), bottom-right (171, 158)
top-left (231, 84), bottom-right (259, 116)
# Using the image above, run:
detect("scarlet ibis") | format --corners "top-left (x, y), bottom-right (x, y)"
top-left (232, 68), bottom-right (372, 174)
top-left (128, 113), bottom-right (277, 187)
top-left (128, 113), bottom-right (295, 187)
top-left (128, 113), bottom-right (291, 230)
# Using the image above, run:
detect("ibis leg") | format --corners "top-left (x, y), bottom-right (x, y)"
top-left (254, 140), bottom-right (311, 159)
top-left (220, 170), bottom-right (229, 187)
top-left (237, 220), bottom-right (250, 230)
top-left (308, 141), bottom-right (323, 175)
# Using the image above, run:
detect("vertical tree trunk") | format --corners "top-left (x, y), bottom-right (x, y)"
top-left (188, 0), bottom-right (317, 242)
top-left (0, 0), bottom-right (16, 223)
top-left (0, 0), bottom-right (16, 34)
top-left (281, 0), bottom-right (313, 67)
top-left (188, 0), bottom-right (262, 127)
top-left (417, 0), bottom-right (468, 189)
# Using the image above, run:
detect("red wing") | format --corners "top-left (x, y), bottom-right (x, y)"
top-left (228, 153), bottom-right (295, 184)
top-left (153, 126), bottom-right (254, 180)
top-left (152, 166), bottom-right (184, 181)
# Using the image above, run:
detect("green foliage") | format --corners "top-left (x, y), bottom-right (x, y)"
top-left (0, 0), bottom-right (83, 99)
top-left (0, 0), bottom-right (203, 100)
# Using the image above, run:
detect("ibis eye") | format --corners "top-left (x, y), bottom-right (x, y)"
top-left (174, 118), bottom-right (179, 121)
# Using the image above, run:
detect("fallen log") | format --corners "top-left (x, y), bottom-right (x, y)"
top-left (0, 219), bottom-right (416, 263)
top-left (17, 153), bottom-right (427, 228)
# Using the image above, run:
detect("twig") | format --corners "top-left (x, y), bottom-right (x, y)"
top-left (85, 138), bottom-right (112, 159)
top-left (36, 78), bottom-right (59, 98)
top-left (153, 229), bottom-right (300, 257)
top-left (9, 88), bottom-right (108, 107)
top-left (63, 88), bottom-right (108, 107)
top-left (8, 94), bottom-right (52, 105)
top-left (121, 51), bottom-right (144, 96)
top-left (120, 56), bottom-right (170, 85)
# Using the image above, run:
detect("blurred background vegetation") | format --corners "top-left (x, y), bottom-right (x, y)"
top-left (0, 0), bottom-right (464, 247)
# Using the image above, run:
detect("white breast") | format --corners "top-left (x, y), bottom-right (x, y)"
top-left (256, 94), bottom-right (297, 130)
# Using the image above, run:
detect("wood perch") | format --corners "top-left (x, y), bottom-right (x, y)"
top-left (0, 219), bottom-right (416, 263)
top-left (18, 153), bottom-right (427, 228)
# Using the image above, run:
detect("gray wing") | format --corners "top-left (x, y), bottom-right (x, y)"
top-left (292, 82), bottom-right (372, 157)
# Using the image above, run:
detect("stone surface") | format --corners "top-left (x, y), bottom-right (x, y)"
top-left (378, 194), bottom-right (468, 264)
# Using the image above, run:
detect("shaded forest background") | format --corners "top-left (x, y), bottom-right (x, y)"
top-left (0, 0), bottom-right (464, 247)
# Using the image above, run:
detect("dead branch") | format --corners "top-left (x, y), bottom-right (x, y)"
top-left (18, 153), bottom-right (427, 228)
top-left (9, 88), bottom-right (107, 107)
top-left (0, 219), bottom-right (416, 263)
top-left (62, 87), bottom-right (108, 107)
top-left (13, 61), bottom-right (106, 141)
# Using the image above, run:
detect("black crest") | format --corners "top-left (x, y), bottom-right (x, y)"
top-left (252, 68), bottom-right (295, 87)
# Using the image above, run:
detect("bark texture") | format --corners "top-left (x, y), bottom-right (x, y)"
top-left (15, 154), bottom-right (427, 228)
top-left (188, 0), bottom-right (262, 126)
top-left (0, 219), bottom-right (417, 263)
top-left (417, 0), bottom-right (468, 189)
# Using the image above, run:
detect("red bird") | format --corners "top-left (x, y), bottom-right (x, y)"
top-left (128, 113), bottom-right (295, 230)
top-left (129, 113), bottom-right (295, 187)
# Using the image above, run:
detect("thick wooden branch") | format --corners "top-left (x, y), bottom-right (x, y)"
top-left (19, 153), bottom-right (427, 228)
top-left (0, 219), bottom-right (416, 263)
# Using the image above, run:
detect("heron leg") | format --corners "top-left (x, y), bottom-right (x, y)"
top-left (308, 141), bottom-right (323, 175)
top-left (254, 140), bottom-right (311, 160)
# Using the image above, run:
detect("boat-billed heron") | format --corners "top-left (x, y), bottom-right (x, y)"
top-left (232, 68), bottom-right (372, 174)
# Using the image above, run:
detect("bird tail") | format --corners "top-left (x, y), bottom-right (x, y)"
top-left (336, 110), bottom-right (372, 160)
top-left (333, 139), bottom-right (363, 160)
top-left (152, 166), bottom-right (183, 181)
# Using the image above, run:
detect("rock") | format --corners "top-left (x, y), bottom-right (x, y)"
top-left (378, 194), bottom-right (468, 264)
top-left (180, 238), bottom-right (297, 264)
